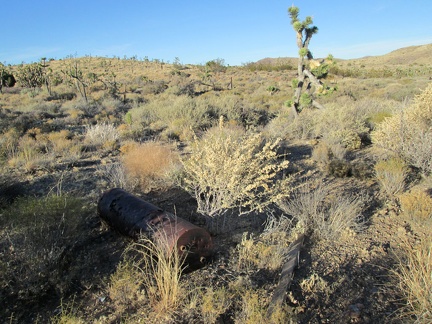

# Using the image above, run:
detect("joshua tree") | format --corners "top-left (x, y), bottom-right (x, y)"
top-left (288, 6), bottom-right (328, 115)
top-left (16, 62), bottom-right (45, 91)
top-left (61, 60), bottom-right (89, 102)
top-left (0, 63), bottom-right (16, 93)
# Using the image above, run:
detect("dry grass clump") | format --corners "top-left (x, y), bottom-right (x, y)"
top-left (0, 127), bottom-right (20, 161)
top-left (399, 189), bottom-right (432, 224)
top-left (7, 134), bottom-right (49, 171)
top-left (97, 162), bottom-right (136, 191)
top-left (279, 182), bottom-right (365, 240)
top-left (84, 122), bottom-right (119, 149)
top-left (126, 235), bottom-right (187, 322)
top-left (236, 231), bottom-right (288, 272)
top-left (42, 129), bottom-right (82, 162)
top-left (393, 236), bottom-right (432, 323)
top-left (375, 158), bottom-right (407, 197)
top-left (182, 125), bottom-right (290, 218)
top-left (372, 82), bottom-right (432, 175)
top-left (122, 141), bottom-right (180, 193)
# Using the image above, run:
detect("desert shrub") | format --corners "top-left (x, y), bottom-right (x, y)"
top-left (181, 126), bottom-right (291, 219)
top-left (399, 189), bottom-right (432, 223)
top-left (398, 128), bottom-right (432, 176)
top-left (84, 122), bottom-right (119, 149)
top-left (122, 141), bottom-right (180, 193)
top-left (393, 236), bottom-right (432, 323)
top-left (327, 159), bottom-right (352, 178)
top-left (372, 82), bottom-right (432, 175)
top-left (312, 139), bottom-right (348, 175)
top-left (141, 80), bottom-right (167, 95)
top-left (45, 129), bottom-right (74, 153)
top-left (72, 98), bottom-right (102, 117)
top-left (12, 112), bottom-right (40, 133)
top-left (200, 287), bottom-right (231, 324)
top-left (50, 300), bottom-right (85, 324)
top-left (0, 127), bottom-right (20, 162)
top-left (234, 288), bottom-right (291, 324)
top-left (271, 97), bottom-right (396, 148)
top-left (169, 75), bottom-right (196, 97)
top-left (265, 107), bottom-right (316, 140)
top-left (31, 100), bottom-right (62, 114)
top-left (267, 100), bottom-right (368, 149)
top-left (0, 194), bottom-right (86, 303)
top-left (108, 260), bottom-right (144, 312)
top-left (279, 182), bottom-right (365, 240)
top-left (236, 231), bottom-right (288, 272)
top-left (7, 134), bottom-right (49, 171)
top-left (315, 99), bottom-right (371, 150)
top-left (366, 111), bottom-right (393, 130)
top-left (375, 158), bottom-right (407, 197)
top-left (97, 162), bottom-right (136, 191)
top-left (100, 96), bottom-right (127, 113)
top-left (311, 140), bottom-right (331, 165)
top-left (127, 94), bottom-right (216, 140)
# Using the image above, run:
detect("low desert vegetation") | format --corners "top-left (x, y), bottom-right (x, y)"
top-left (393, 236), bottom-right (432, 323)
top-left (1, 17), bottom-right (432, 322)
top-left (0, 193), bottom-right (89, 309)
top-left (121, 140), bottom-right (181, 193)
top-left (372, 82), bottom-right (432, 176)
top-left (374, 157), bottom-right (408, 197)
top-left (181, 123), bottom-right (291, 225)
top-left (278, 182), bottom-right (366, 240)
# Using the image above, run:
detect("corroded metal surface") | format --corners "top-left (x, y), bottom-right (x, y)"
top-left (98, 188), bottom-right (213, 266)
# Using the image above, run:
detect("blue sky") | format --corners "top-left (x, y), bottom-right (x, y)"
top-left (2, 1), bottom-right (432, 66)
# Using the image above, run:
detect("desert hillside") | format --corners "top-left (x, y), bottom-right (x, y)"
top-left (0, 44), bottom-right (431, 323)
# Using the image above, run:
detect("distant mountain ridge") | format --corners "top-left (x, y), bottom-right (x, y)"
top-left (257, 43), bottom-right (432, 67)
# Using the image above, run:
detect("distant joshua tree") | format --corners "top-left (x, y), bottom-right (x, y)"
top-left (0, 63), bottom-right (16, 93)
top-left (287, 6), bottom-right (332, 115)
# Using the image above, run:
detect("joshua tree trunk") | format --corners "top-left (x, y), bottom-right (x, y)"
top-left (288, 6), bottom-right (325, 115)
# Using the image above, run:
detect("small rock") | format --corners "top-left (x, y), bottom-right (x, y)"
top-left (348, 303), bottom-right (364, 321)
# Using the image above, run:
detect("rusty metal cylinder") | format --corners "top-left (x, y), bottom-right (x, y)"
top-left (98, 188), bottom-right (213, 266)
